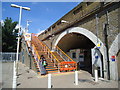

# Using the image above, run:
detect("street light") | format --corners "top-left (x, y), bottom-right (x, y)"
top-left (11, 4), bottom-right (30, 75)
top-left (11, 4), bottom-right (30, 11)
top-left (26, 20), bottom-right (32, 33)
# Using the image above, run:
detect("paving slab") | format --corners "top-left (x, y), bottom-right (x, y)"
top-left (17, 62), bottom-right (118, 88)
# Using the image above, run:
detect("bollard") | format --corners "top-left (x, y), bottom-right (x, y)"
top-left (95, 69), bottom-right (98, 82)
top-left (48, 74), bottom-right (52, 88)
top-left (75, 71), bottom-right (78, 85)
top-left (12, 61), bottom-right (16, 89)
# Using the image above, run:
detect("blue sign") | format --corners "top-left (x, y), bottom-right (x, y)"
top-left (95, 56), bottom-right (99, 59)
top-left (111, 58), bottom-right (115, 61)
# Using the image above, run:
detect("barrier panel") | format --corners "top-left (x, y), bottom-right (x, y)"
top-left (59, 61), bottom-right (77, 71)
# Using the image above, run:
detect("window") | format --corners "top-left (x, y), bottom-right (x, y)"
top-left (72, 52), bottom-right (76, 58)
top-left (73, 6), bottom-right (82, 15)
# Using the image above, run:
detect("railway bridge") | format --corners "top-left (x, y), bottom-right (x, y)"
top-left (37, 2), bottom-right (120, 80)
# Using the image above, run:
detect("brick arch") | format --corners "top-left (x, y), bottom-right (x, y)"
top-left (54, 27), bottom-right (105, 55)
top-left (54, 27), bottom-right (108, 78)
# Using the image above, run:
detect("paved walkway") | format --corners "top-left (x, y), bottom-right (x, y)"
top-left (2, 62), bottom-right (14, 88)
top-left (17, 62), bottom-right (118, 88)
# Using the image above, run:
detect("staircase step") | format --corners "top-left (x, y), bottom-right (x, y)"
top-left (32, 35), bottom-right (75, 75)
top-left (46, 68), bottom-right (58, 71)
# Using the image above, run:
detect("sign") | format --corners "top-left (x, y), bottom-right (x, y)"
top-left (111, 56), bottom-right (115, 61)
top-left (95, 56), bottom-right (99, 59)
top-left (24, 33), bottom-right (31, 41)
top-left (97, 43), bottom-right (101, 49)
top-left (79, 53), bottom-right (84, 62)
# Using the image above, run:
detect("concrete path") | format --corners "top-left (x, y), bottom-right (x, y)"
top-left (17, 62), bottom-right (118, 88)
top-left (2, 62), bottom-right (14, 88)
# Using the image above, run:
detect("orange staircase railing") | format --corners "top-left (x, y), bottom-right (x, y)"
top-left (59, 61), bottom-right (77, 71)
top-left (55, 46), bottom-right (77, 71)
top-left (56, 46), bottom-right (74, 62)
top-left (24, 33), bottom-right (77, 74)
top-left (32, 34), bottom-right (61, 73)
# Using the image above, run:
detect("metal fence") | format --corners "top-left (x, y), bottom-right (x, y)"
top-left (1, 52), bottom-right (20, 62)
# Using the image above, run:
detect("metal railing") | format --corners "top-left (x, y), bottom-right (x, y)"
top-left (32, 34), bottom-right (60, 72)
top-left (1, 52), bottom-right (20, 62)
top-left (31, 34), bottom-right (77, 72)
top-left (55, 46), bottom-right (74, 62)
top-left (55, 46), bottom-right (77, 71)
top-left (35, 36), bottom-right (60, 66)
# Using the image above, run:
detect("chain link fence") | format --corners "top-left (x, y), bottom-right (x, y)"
top-left (1, 52), bottom-right (20, 62)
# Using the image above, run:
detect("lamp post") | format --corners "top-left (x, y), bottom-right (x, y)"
top-left (26, 20), bottom-right (32, 33)
top-left (11, 4), bottom-right (30, 75)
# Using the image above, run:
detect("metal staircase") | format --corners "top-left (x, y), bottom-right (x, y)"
top-left (28, 33), bottom-right (77, 74)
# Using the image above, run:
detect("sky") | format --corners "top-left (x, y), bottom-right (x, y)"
top-left (2, 2), bottom-right (81, 34)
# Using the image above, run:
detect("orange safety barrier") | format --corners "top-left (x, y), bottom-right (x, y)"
top-left (59, 61), bottom-right (77, 71)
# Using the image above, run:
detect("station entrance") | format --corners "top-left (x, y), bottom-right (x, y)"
top-left (56, 32), bottom-right (104, 78)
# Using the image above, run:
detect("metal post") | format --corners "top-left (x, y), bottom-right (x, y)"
top-left (54, 59), bottom-right (55, 67)
top-left (48, 51), bottom-right (49, 58)
top-left (106, 11), bottom-right (110, 80)
top-left (29, 53), bottom-right (32, 69)
top-left (75, 71), bottom-right (78, 85)
top-left (58, 63), bottom-right (60, 73)
top-left (95, 69), bottom-right (98, 82)
top-left (16, 7), bottom-right (22, 75)
top-left (26, 20), bottom-right (32, 33)
top-left (51, 54), bottom-right (52, 62)
top-left (12, 61), bottom-right (16, 89)
top-left (48, 74), bottom-right (52, 88)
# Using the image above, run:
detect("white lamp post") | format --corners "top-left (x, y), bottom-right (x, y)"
top-left (26, 20), bottom-right (32, 33)
top-left (11, 4), bottom-right (30, 75)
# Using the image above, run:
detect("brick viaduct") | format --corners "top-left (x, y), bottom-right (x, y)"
top-left (37, 2), bottom-right (120, 80)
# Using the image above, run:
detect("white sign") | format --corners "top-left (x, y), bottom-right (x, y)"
top-left (79, 54), bottom-right (84, 62)
top-left (24, 33), bottom-right (31, 41)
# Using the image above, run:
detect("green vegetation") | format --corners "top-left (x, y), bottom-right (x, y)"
top-left (2, 17), bottom-right (18, 52)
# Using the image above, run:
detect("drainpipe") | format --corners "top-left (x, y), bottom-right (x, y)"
top-left (104, 23), bottom-right (110, 80)
top-left (104, 11), bottom-right (110, 80)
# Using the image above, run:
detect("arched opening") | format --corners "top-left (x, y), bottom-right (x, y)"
top-left (54, 27), bottom-right (106, 78)
top-left (57, 33), bottom-right (94, 74)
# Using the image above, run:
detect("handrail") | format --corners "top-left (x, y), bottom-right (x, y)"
top-left (25, 33), bottom-right (77, 73)
top-left (41, 42), bottom-right (60, 63)
top-left (33, 35), bottom-right (60, 63)
top-left (56, 46), bottom-right (74, 62)
top-left (23, 34), bottom-right (41, 73)
top-left (34, 36), bottom-right (44, 47)
top-left (32, 44), bottom-right (40, 60)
